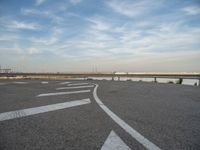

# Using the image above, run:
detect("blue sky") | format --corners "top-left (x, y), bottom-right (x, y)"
top-left (0, 0), bottom-right (200, 72)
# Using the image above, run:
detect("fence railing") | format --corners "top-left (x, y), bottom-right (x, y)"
top-left (0, 72), bottom-right (200, 85)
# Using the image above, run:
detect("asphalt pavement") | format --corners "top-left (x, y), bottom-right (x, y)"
top-left (0, 79), bottom-right (199, 150)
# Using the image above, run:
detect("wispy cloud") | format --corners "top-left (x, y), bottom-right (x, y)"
top-left (106, 0), bottom-right (162, 17)
top-left (27, 47), bottom-right (42, 54)
top-left (35, 0), bottom-right (47, 6)
top-left (70, 0), bottom-right (82, 5)
top-left (111, 21), bottom-right (200, 55)
top-left (0, 43), bottom-right (22, 54)
top-left (21, 8), bottom-right (63, 24)
top-left (0, 35), bottom-right (20, 41)
top-left (78, 16), bottom-right (200, 58)
top-left (29, 27), bottom-right (62, 45)
top-left (87, 17), bottom-right (111, 31)
top-left (182, 6), bottom-right (200, 15)
top-left (6, 21), bottom-right (41, 30)
top-left (0, 46), bottom-right (42, 55)
top-left (0, 0), bottom-right (200, 72)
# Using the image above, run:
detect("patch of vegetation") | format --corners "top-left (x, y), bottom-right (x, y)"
top-left (126, 79), bottom-right (132, 81)
top-left (168, 81), bottom-right (174, 84)
top-left (87, 78), bottom-right (93, 80)
top-left (176, 78), bottom-right (183, 84)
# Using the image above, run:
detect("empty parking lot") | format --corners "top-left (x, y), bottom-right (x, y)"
top-left (0, 80), bottom-right (200, 150)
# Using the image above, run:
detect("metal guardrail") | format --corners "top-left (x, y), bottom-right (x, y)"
top-left (1, 72), bottom-right (200, 79)
top-left (0, 72), bottom-right (200, 85)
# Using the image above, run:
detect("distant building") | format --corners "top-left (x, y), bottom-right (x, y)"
top-left (0, 66), bottom-right (12, 73)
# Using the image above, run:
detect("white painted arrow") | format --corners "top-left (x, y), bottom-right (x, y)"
top-left (0, 98), bottom-right (91, 121)
top-left (41, 81), bottom-right (48, 84)
top-left (59, 81), bottom-right (70, 85)
top-left (13, 81), bottom-right (28, 84)
top-left (56, 85), bottom-right (94, 90)
top-left (101, 130), bottom-right (131, 150)
top-left (37, 90), bottom-right (90, 97)
top-left (68, 83), bottom-right (89, 86)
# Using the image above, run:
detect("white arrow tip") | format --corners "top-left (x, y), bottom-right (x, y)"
top-left (101, 130), bottom-right (131, 150)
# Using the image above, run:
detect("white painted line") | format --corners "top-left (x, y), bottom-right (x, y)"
top-left (41, 81), bottom-right (48, 84)
top-left (0, 98), bottom-right (91, 121)
top-left (13, 82), bottom-right (28, 84)
top-left (93, 84), bottom-right (161, 150)
top-left (59, 81), bottom-right (70, 85)
top-left (37, 90), bottom-right (91, 97)
top-left (101, 130), bottom-right (131, 150)
top-left (56, 85), bottom-right (94, 90)
top-left (68, 83), bottom-right (89, 86)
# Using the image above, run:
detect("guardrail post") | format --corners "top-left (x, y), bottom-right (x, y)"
top-left (199, 79), bottom-right (200, 86)
top-left (112, 71), bottom-right (116, 81)
top-left (154, 77), bottom-right (157, 83)
top-left (118, 77), bottom-right (120, 81)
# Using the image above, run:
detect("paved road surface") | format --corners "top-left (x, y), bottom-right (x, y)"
top-left (0, 80), bottom-right (199, 150)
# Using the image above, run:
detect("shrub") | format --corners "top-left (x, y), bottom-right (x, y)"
top-left (87, 78), bottom-right (93, 80)
top-left (168, 81), bottom-right (174, 84)
top-left (176, 78), bottom-right (183, 84)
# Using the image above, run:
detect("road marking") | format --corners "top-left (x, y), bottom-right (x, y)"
top-left (37, 90), bottom-right (91, 97)
top-left (93, 84), bottom-right (161, 150)
top-left (68, 83), bottom-right (89, 86)
top-left (59, 81), bottom-right (70, 85)
top-left (0, 98), bottom-right (91, 121)
top-left (56, 85), bottom-right (94, 90)
top-left (101, 130), bottom-right (131, 150)
top-left (13, 82), bottom-right (28, 84)
top-left (41, 81), bottom-right (48, 84)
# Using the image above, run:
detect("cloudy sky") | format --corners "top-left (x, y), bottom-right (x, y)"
top-left (0, 0), bottom-right (200, 72)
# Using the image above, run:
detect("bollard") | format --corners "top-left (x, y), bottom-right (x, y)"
top-left (154, 77), bottom-right (157, 83)
top-left (118, 77), bottom-right (120, 81)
